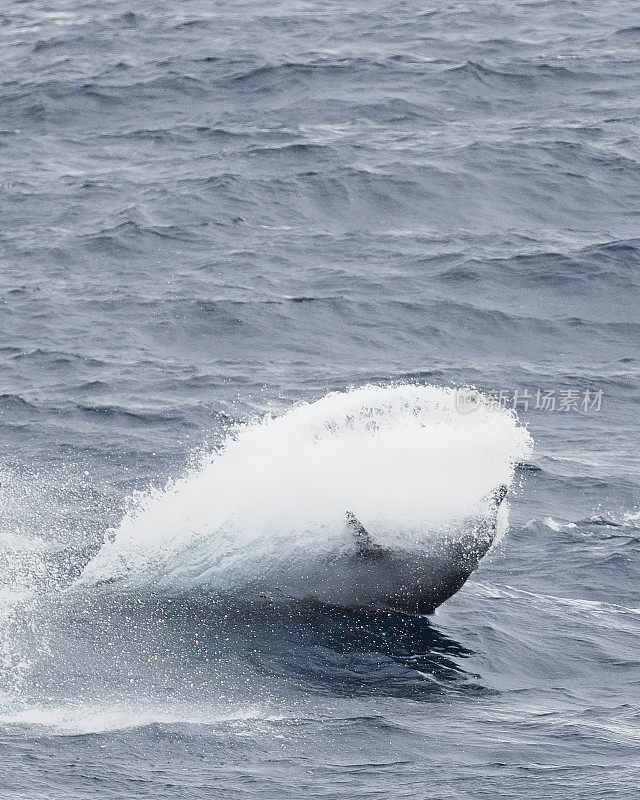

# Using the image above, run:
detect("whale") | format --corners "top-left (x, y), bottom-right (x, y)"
top-left (266, 484), bottom-right (509, 615)
top-left (78, 387), bottom-right (530, 615)
top-left (81, 484), bottom-right (510, 617)
top-left (345, 484), bottom-right (507, 613)
top-left (79, 484), bottom-right (509, 617)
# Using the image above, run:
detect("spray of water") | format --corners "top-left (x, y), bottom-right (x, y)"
top-left (78, 385), bottom-right (533, 603)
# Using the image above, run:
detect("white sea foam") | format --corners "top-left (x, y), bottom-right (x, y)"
top-left (623, 509), bottom-right (640, 528)
top-left (78, 385), bottom-right (532, 601)
top-left (0, 701), bottom-right (285, 735)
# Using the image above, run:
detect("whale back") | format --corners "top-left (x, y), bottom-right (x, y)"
top-left (339, 484), bottom-right (508, 613)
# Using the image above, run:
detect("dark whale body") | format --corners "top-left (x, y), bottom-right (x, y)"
top-left (84, 487), bottom-right (509, 617)
top-left (337, 484), bottom-right (508, 615)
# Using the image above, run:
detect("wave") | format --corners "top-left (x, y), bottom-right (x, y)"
top-left (472, 582), bottom-right (640, 627)
top-left (77, 385), bottom-right (532, 609)
top-left (0, 701), bottom-right (282, 736)
top-left (526, 508), bottom-right (640, 534)
top-left (445, 59), bottom-right (599, 87)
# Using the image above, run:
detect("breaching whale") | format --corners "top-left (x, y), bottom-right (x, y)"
top-left (333, 484), bottom-right (509, 614)
top-left (80, 484), bottom-right (510, 617)
top-left (78, 387), bottom-right (531, 614)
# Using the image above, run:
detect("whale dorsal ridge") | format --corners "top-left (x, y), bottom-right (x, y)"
top-left (345, 511), bottom-right (386, 559)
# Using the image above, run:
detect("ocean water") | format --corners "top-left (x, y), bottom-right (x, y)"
top-left (1, 0), bottom-right (639, 797)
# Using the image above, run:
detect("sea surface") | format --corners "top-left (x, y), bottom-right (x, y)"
top-left (1, 1), bottom-right (639, 798)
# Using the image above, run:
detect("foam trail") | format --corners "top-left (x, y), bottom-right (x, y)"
top-left (78, 385), bottom-right (533, 606)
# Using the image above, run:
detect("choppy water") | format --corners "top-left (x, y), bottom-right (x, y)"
top-left (1, 1), bottom-right (639, 797)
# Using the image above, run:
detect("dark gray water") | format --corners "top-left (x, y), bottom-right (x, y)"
top-left (1, 1), bottom-right (639, 797)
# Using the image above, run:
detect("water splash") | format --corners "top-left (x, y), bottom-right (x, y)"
top-left (78, 385), bottom-right (533, 604)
